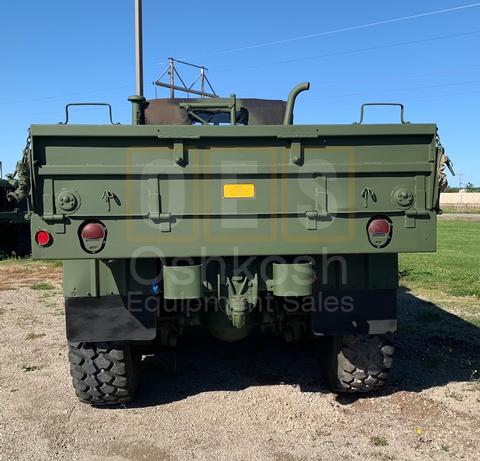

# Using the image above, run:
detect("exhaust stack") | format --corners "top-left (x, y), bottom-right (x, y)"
top-left (283, 82), bottom-right (310, 125)
top-left (129, 0), bottom-right (146, 125)
top-left (135, 0), bottom-right (143, 96)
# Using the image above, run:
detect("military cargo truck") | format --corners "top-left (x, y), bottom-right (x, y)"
top-left (22, 1), bottom-right (449, 404)
top-left (0, 168), bottom-right (30, 258)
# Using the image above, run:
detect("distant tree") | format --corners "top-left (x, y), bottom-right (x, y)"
top-left (444, 186), bottom-right (459, 192)
top-left (465, 182), bottom-right (475, 192)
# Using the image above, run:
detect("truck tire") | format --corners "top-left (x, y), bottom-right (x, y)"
top-left (68, 342), bottom-right (139, 405)
top-left (322, 334), bottom-right (394, 393)
top-left (15, 224), bottom-right (31, 257)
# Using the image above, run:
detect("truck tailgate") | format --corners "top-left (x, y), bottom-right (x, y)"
top-left (29, 123), bottom-right (440, 259)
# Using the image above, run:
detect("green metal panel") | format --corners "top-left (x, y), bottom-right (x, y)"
top-left (164, 265), bottom-right (203, 299)
top-left (29, 122), bottom-right (438, 260)
top-left (272, 262), bottom-right (313, 296)
top-left (62, 253), bottom-right (398, 299)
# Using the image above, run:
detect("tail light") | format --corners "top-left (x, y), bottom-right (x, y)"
top-left (80, 221), bottom-right (106, 253)
top-left (35, 230), bottom-right (52, 247)
top-left (367, 216), bottom-right (392, 248)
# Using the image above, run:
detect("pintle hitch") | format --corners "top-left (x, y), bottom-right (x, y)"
top-left (225, 275), bottom-right (258, 328)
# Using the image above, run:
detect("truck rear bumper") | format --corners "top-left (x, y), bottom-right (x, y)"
top-left (64, 288), bottom-right (396, 342)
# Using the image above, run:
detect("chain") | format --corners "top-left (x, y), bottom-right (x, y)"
top-left (22, 129), bottom-right (32, 160)
top-left (436, 129), bottom-right (455, 176)
top-left (435, 128), bottom-right (443, 149)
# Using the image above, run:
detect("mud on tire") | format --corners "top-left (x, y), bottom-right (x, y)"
top-left (68, 342), bottom-right (139, 405)
top-left (322, 334), bottom-right (394, 393)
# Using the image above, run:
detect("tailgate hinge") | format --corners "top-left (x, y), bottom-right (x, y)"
top-left (157, 213), bottom-right (172, 232)
top-left (42, 213), bottom-right (66, 233)
top-left (42, 178), bottom-right (65, 233)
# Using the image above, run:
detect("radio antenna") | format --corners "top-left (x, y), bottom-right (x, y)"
top-left (154, 58), bottom-right (218, 98)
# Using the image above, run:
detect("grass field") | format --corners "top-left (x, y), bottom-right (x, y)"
top-left (441, 206), bottom-right (480, 214)
top-left (399, 220), bottom-right (480, 298)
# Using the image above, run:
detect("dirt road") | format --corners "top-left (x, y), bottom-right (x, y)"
top-left (0, 263), bottom-right (479, 460)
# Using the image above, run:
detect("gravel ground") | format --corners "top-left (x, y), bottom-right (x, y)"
top-left (0, 263), bottom-right (479, 461)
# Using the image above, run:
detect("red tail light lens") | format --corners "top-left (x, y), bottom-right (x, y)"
top-left (367, 217), bottom-right (392, 248)
top-left (81, 222), bottom-right (106, 240)
top-left (35, 230), bottom-right (52, 247)
top-left (79, 221), bottom-right (107, 254)
top-left (368, 218), bottom-right (390, 236)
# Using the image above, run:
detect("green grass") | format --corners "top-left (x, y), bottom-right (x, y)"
top-left (30, 282), bottom-right (55, 291)
top-left (370, 436), bottom-right (389, 447)
top-left (0, 258), bottom-right (62, 267)
top-left (441, 207), bottom-right (480, 214)
top-left (399, 221), bottom-right (480, 298)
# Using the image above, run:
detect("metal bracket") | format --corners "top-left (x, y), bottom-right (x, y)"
top-left (147, 178), bottom-right (160, 221)
top-left (179, 95), bottom-right (237, 125)
top-left (306, 176), bottom-right (328, 230)
top-left (173, 140), bottom-right (185, 166)
top-left (306, 210), bottom-right (320, 230)
top-left (158, 213), bottom-right (172, 232)
top-left (42, 178), bottom-right (54, 218)
top-left (41, 178), bottom-right (66, 233)
top-left (404, 175), bottom-right (429, 228)
top-left (146, 178), bottom-right (171, 231)
top-left (42, 215), bottom-right (66, 234)
top-left (289, 141), bottom-right (303, 165)
top-left (42, 213), bottom-right (64, 222)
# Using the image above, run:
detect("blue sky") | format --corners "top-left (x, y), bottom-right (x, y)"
top-left (1, 0), bottom-right (479, 185)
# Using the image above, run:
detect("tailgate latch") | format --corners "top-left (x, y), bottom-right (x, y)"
top-left (306, 176), bottom-right (328, 230)
top-left (404, 175), bottom-right (429, 228)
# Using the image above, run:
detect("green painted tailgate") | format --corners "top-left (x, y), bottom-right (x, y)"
top-left (29, 123), bottom-right (440, 259)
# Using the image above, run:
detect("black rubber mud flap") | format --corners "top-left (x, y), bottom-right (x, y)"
top-left (65, 295), bottom-right (157, 342)
top-left (311, 289), bottom-right (397, 336)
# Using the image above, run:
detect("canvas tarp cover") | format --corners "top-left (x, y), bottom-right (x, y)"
top-left (144, 98), bottom-right (287, 125)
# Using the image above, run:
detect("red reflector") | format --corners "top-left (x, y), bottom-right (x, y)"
top-left (35, 230), bottom-right (52, 247)
top-left (81, 222), bottom-right (105, 239)
top-left (368, 219), bottom-right (390, 235)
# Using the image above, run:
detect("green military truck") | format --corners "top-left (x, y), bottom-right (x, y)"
top-left (0, 168), bottom-right (30, 258)
top-left (21, 2), bottom-right (449, 405)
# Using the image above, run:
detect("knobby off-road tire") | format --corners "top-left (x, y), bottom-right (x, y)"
top-left (68, 342), bottom-right (139, 405)
top-left (322, 334), bottom-right (394, 393)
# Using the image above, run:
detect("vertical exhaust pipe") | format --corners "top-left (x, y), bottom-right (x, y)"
top-left (128, 0), bottom-right (146, 125)
top-left (283, 82), bottom-right (310, 125)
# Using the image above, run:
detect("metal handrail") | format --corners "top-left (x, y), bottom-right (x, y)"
top-left (59, 103), bottom-right (119, 125)
top-left (356, 103), bottom-right (408, 124)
